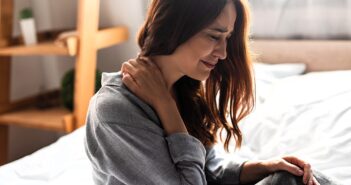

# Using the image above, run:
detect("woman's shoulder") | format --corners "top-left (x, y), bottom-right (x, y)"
top-left (89, 71), bottom-right (162, 131)
top-left (100, 72), bottom-right (123, 87)
top-left (93, 72), bottom-right (130, 116)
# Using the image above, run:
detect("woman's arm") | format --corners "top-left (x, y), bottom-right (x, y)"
top-left (239, 160), bottom-right (272, 183)
top-left (85, 76), bottom-right (207, 184)
top-left (205, 146), bottom-right (245, 185)
top-left (240, 157), bottom-right (320, 185)
top-left (153, 96), bottom-right (189, 135)
top-left (118, 57), bottom-right (208, 184)
top-left (121, 56), bottom-right (188, 135)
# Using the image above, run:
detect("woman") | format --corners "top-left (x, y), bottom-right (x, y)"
top-left (85, 0), bottom-right (335, 184)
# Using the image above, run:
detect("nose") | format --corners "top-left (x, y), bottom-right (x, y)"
top-left (213, 39), bottom-right (227, 60)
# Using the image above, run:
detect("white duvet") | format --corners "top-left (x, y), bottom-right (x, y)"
top-left (0, 127), bottom-right (93, 185)
top-left (0, 64), bottom-right (350, 185)
top-left (234, 69), bottom-right (351, 185)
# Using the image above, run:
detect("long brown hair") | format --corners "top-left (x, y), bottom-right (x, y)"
top-left (138, 0), bottom-right (254, 151)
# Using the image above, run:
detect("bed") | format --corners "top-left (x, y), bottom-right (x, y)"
top-left (0, 40), bottom-right (350, 185)
top-left (231, 40), bottom-right (351, 185)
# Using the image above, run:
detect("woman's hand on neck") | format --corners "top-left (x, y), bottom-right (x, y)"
top-left (150, 55), bottom-right (184, 98)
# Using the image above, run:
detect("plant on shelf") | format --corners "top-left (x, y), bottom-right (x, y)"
top-left (61, 69), bottom-right (102, 111)
top-left (19, 8), bottom-right (38, 45)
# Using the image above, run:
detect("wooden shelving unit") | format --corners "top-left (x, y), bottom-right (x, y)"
top-left (0, 0), bottom-right (129, 165)
top-left (0, 107), bottom-right (73, 132)
top-left (0, 26), bottom-right (128, 56)
top-left (0, 42), bottom-right (71, 56)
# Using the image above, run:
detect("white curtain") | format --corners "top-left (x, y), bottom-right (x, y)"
top-left (249, 0), bottom-right (351, 39)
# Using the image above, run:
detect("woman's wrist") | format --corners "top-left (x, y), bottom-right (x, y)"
top-left (153, 94), bottom-right (174, 112)
top-left (260, 160), bottom-right (276, 173)
top-left (153, 95), bottom-right (188, 135)
top-left (240, 160), bottom-right (273, 184)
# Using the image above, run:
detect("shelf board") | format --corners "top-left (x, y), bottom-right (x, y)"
top-left (0, 39), bottom-right (8, 47)
top-left (0, 42), bottom-right (70, 56)
top-left (96, 26), bottom-right (129, 49)
top-left (0, 106), bottom-right (74, 133)
top-left (0, 26), bottom-right (129, 57)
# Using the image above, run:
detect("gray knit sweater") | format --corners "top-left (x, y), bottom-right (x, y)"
top-left (84, 72), bottom-right (244, 185)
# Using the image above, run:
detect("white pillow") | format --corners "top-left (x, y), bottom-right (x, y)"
top-left (264, 70), bottom-right (351, 105)
top-left (254, 62), bottom-right (307, 79)
top-left (253, 62), bottom-right (307, 104)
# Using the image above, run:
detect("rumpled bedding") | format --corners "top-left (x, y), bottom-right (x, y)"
top-left (0, 63), bottom-right (350, 184)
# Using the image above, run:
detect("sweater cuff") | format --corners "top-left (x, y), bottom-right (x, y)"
top-left (166, 133), bottom-right (206, 166)
top-left (219, 160), bottom-right (246, 184)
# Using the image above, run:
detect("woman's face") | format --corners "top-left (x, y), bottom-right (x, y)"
top-left (171, 0), bottom-right (237, 81)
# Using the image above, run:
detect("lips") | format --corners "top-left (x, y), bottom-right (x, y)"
top-left (201, 60), bottom-right (217, 69)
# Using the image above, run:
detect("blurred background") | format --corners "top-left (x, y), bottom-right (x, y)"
top-left (250, 0), bottom-right (351, 39)
top-left (4, 0), bottom-right (148, 162)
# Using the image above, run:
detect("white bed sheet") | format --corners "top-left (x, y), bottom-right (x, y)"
top-left (0, 127), bottom-right (93, 185)
top-left (0, 65), bottom-right (350, 185)
top-left (234, 70), bottom-right (351, 185)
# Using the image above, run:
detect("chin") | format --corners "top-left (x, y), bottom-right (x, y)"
top-left (188, 73), bottom-right (210, 82)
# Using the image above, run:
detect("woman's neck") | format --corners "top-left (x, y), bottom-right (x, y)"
top-left (151, 55), bottom-right (183, 97)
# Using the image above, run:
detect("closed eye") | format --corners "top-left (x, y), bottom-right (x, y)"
top-left (209, 35), bottom-right (220, 41)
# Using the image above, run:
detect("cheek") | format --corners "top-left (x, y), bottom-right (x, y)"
top-left (173, 36), bottom-right (215, 76)
top-left (188, 39), bottom-right (214, 59)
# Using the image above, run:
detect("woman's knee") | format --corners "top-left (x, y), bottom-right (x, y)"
top-left (270, 171), bottom-right (304, 185)
top-left (254, 170), bottom-right (338, 185)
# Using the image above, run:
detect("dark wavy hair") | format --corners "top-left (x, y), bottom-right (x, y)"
top-left (138, 0), bottom-right (254, 151)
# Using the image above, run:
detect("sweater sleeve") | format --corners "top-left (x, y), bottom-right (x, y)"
top-left (85, 94), bottom-right (207, 185)
top-left (205, 146), bottom-right (246, 185)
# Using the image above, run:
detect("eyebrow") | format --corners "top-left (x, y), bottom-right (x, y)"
top-left (209, 27), bottom-right (233, 35)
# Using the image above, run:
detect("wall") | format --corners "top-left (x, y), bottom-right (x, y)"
top-left (97, 0), bottom-right (145, 72)
top-left (250, 0), bottom-right (351, 39)
top-left (8, 0), bottom-right (146, 162)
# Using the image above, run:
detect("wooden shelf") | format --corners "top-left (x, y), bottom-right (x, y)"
top-left (0, 26), bottom-right (129, 57)
top-left (0, 0), bottom-right (130, 165)
top-left (0, 42), bottom-right (70, 56)
top-left (0, 39), bottom-right (7, 47)
top-left (96, 26), bottom-right (129, 49)
top-left (0, 89), bottom-right (61, 113)
top-left (0, 106), bottom-right (74, 133)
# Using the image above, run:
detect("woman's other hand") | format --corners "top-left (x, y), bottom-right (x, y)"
top-left (121, 56), bottom-right (171, 108)
top-left (264, 156), bottom-right (320, 185)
